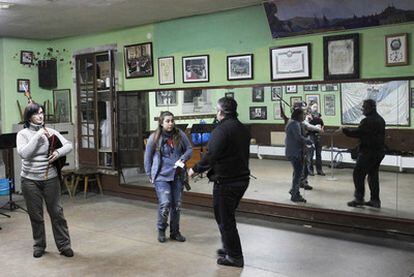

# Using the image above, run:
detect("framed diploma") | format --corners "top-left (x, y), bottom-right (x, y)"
top-left (270, 43), bottom-right (311, 81)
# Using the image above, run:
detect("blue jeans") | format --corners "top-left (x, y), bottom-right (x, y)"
top-left (154, 178), bottom-right (183, 234)
top-left (288, 156), bottom-right (304, 196)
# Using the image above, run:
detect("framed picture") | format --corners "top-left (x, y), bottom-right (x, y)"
top-left (271, 86), bottom-right (283, 101)
top-left (324, 94), bottom-right (336, 116)
top-left (182, 55), bottom-right (209, 83)
top-left (124, 42), bottom-right (154, 78)
top-left (252, 86), bottom-right (264, 102)
top-left (303, 84), bottom-right (318, 91)
top-left (225, 92), bottom-right (234, 99)
top-left (273, 101), bottom-right (283, 120)
top-left (158, 56), bottom-right (175, 85)
top-left (20, 50), bottom-right (34, 65)
top-left (53, 89), bottom-right (71, 123)
top-left (270, 43), bottom-right (311, 81)
top-left (411, 88), bottom-right (414, 108)
top-left (305, 94), bottom-right (320, 109)
top-left (227, 54), bottom-right (253, 80)
top-left (17, 79), bottom-right (30, 93)
top-left (385, 33), bottom-right (408, 66)
top-left (290, 96), bottom-right (302, 107)
top-left (249, 106), bottom-right (267, 120)
top-left (323, 34), bottom-right (359, 80)
top-left (155, 91), bottom-right (177, 107)
top-left (286, 85), bottom-right (297, 94)
top-left (321, 83), bottom-right (339, 91)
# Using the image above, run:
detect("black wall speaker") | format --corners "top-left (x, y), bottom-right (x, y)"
top-left (38, 59), bottom-right (57, 89)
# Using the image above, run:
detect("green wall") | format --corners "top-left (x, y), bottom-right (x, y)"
top-left (1, 5), bottom-right (414, 132)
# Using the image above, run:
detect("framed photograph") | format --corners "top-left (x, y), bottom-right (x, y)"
top-left (270, 43), bottom-right (311, 81)
top-left (20, 50), bottom-right (34, 65)
top-left (124, 42), bottom-right (154, 78)
top-left (225, 92), bottom-right (234, 99)
top-left (158, 56), bottom-right (175, 85)
top-left (286, 85), bottom-right (297, 94)
top-left (53, 89), bottom-right (71, 123)
top-left (271, 86), bottom-right (283, 101)
top-left (321, 83), bottom-right (339, 91)
top-left (385, 33), bottom-right (408, 66)
top-left (182, 55), bottom-right (209, 83)
top-left (324, 94), bottom-right (336, 116)
top-left (305, 94), bottom-right (320, 109)
top-left (252, 86), bottom-right (264, 102)
top-left (323, 34), bottom-right (359, 80)
top-left (227, 54), bottom-right (253, 80)
top-left (249, 106), bottom-right (267, 120)
top-left (17, 79), bottom-right (30, 93)
top-left (303, 84), bottom-right (318, 91)
top-left (290, 96), bottom-right (302, 107)
top-left (273, 101), bottom-right (283, 120)
top-left (155, 91), bottom-right (177, 107)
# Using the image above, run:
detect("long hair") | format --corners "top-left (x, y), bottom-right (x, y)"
top-left (23, 102), bottom-right (44, 128)
top-left (152, 111), bottom-right (185, 153)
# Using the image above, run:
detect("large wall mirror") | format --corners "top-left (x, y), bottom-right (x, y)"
top-left (118, 78), bottom-right (414, 222)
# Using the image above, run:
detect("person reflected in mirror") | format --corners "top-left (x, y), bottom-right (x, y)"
top-left (285, 108), bottom-right (313, 203)
top-left (144, 111), bottom-right (193, 243)
top-left (342, 99), bottom-right (385, 208)
top-left (305, 101), bottom-right (325, 176)
top-left (188, 97), bottom-right (250, 268)
top-left (16, 103), bottom-right (74, 258)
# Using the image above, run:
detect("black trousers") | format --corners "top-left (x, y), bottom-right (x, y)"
top-left (213, 180), bottom-right (248, 259)
top-left (353, 152), bottom-right (385, 201)
top-left (307, 134), bottom-right (323, 174)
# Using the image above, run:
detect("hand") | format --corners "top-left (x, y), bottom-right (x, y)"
top-left (187, 168), bottom-right (195, 178)
top-left (48, 151), bottom-right (59, 163)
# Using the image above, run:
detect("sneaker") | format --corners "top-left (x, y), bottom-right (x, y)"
top-left (217, 255), bottom-right (244, 268)
top-left (300, 184), bottom-right (313, 190)
top-left (364, 200), bottom-right (381, 208)
top-left (216, 248), bottom-right (226, 257)
top-left (347, 199), bottom-right (364, 207)
top-left (291, 194), bottom-right (307, 203)
top-left (33, 249), bottom-right (45, 258)
top-left (158, 230), bottom-right (166, 243)
top-left (317, 171), bottom-right (326, 176)
top-left (170, 232), bottom-right (186, 242)
top-left (60, 248), bottom-right (74, 257)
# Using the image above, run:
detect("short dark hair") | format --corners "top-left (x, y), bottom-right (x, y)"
top-left (23, 103), bottom-right (44, 128)
top-left (291, 108), bottom-right (304, 120)
top-left (217, 97), bottom-right (238, 117)
top-left (363, 99), bottom-right (376, 109)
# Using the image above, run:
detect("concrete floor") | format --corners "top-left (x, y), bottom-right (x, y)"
top-left (125, 158), bottom-right (414, 220)
top-left (0, 194), bottom-right (413, 277)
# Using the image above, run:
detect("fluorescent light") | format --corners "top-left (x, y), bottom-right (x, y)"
top-left (0, 2), bottom-right (13, 9)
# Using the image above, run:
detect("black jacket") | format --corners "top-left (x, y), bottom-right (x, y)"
top-left (193, 117), bottom-right (251, 183)
top-left (343, 110), bottom-right (385, 154)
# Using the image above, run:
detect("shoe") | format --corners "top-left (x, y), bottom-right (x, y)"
top-left (158, 230), bottom-right (166, 243)
top-left (347, 199), bottom-right (364, 207)
top-left (365, 200), bottom-right (381, 208)
top-left (170, 232), bottom-right (186, 242)
top-left (308, 172), bottom-right (315, 176)
top-left (33, 249), bottom-right (45, 258)
top-left (300, 184), bottom-right (313, 190)
top-left (217, 255), bottom-right (244, 268)
top-left (217, 248), bottom-right (226, 257)
top-left (291, 194), bottom-right (307, 203)
top-left (60, 248), bottom-right (74, 257)
top-left (317, 171), bottom-right (326, 176)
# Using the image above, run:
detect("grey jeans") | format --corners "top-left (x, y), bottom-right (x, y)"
top-left (21, 177), bottom-right (71, 252)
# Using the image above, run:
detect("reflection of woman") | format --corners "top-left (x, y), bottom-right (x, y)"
top-left (306, 101), bottom-right (325, 176)
top-left (144, 111), bottom-right (192, 243)
top-left (16, 103), bottom-right (74, 258)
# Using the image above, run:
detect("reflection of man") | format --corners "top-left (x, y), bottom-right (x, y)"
top-left (188, 97), bottom-right (250, 268)
top-left (341, 99), bottom-right (385, 208)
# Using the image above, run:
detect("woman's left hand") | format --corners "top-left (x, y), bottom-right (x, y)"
top-left (48, 151), bottom-right (59, 163)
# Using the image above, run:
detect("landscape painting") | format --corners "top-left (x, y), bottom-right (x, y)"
top-left (264, 0), bottom-right (414, 39)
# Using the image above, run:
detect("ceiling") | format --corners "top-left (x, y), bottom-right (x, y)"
top-left (0, 0), bottom-right (264, 40)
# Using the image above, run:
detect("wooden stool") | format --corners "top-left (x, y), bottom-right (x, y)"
top-left (61, 169), bottom-right (75, 197)
top-left (72, 168), bottom-right (103, 198)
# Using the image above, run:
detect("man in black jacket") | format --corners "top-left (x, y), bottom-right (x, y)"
top-left (342, 99), bottom-right (385, 208)
top-left (188, 97), bottom-right (250, 268)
